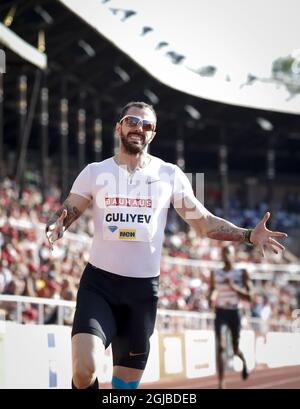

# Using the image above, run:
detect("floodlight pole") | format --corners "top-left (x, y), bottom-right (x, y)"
top-left (40, 71), bottom-right (49, 198)
top-left (77, 92), bottom-right (86, 171)
top-left (16, 69), bottom-right (41, 188)
top-left (93, 99), bottom-right (102, 162)
top-left (15, 74), bottom-right (27, 177)
top-left (219, 127), bottom-right (229, 219)
top-left (60, 80), bottom-right (69, 199)
top-left (266, 136), bottom-right (276, 230)
top-left (176, 120), bottom-right (185, 170)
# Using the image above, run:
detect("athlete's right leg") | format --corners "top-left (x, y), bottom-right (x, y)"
top-left (72, 333), bottom-right (105, 389)
top-left (229, 311), bottom-right (249, 381)
top-left (71, 264), bottom-right (118, 389)
top-left (214, 310), bottom-right (226, 389)
top-left (215, 335), bottom-right (226, 389)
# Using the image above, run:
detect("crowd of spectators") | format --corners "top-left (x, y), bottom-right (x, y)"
top-left (158, 229), bottom-right (300, 332)
top-left (0, 177), bottom-right (299, 330)
top-left (204, 185), bottom-right (300, 233)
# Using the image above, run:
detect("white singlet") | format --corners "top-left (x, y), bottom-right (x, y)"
top-left (214, 268), bottom-right (244, 310)
top-left (70, 156), bottom-right (205, 278)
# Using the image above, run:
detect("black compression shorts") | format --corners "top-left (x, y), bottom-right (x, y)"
top-left (214, 307), bottom-right (241, 346)
top-left (72, 263), bottom-right (159, 370)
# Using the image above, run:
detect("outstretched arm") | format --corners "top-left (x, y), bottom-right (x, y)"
top-left (174, 196), bottom-right (287, 256)
top-left (45, 193), bottom-right (91, 249)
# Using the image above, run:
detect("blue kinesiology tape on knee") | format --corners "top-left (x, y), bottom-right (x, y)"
top-left (112, 376), bottom-right (140, 389)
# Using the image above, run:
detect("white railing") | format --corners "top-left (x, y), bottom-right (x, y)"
top-left (0, 294), bottom-right (75, 325)
top-left (156, 308), bottom-right (215, 331)
top-left (0, 294), bottom-right (293, 332)
top-left (163, 256), bottom-right (300, 280)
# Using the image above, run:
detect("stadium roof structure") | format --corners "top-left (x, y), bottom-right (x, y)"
top-left (60, 0), bottom-right (300, 115)
top-left (1, 0), bottom-right (300, 177)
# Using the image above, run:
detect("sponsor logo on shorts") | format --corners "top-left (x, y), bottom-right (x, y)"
top-left (119, 229), bottom-right (136, 239)
top-left (108, 225), bottom-right (118, 233)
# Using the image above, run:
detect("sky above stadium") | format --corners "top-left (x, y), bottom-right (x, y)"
top-left (60, 0), bottom-right (300, 113)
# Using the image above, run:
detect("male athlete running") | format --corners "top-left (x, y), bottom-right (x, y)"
top-left (209, 244), bottom-right (252, 388)
top-left (45, 101), bottom-right (287, 389)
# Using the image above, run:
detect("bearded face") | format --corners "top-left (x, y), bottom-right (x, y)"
top-left (120, 129), bottom-right (148, 154)
top-left (116, 107), bottom-right (156, 155)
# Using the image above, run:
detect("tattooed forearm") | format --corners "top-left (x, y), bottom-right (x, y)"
top-left (46, 198), bottom-right (81, 231)
top-left (60, 199), bottom-right (81, 229)
top-left (207, 224), bottom-right (247, 242)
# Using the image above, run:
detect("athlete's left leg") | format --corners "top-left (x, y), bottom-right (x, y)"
top-left (215, 333), bottom-right (226, 389)
top-left (112, 366), bottom-right (144, 389)
top-left (110, 276), bottom-right (159, 389)
top-left (229, 312), bottom-right (249, 380)
top-left (110, 319), bottom-right (153, 389)
top-left (214, 309), bottom-right (226, 389)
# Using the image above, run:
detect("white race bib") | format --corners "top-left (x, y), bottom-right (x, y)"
top-left (102, 196), bottom-right (154, 242)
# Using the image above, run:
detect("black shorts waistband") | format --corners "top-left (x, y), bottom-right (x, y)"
top-left (87, 262), bottom-right (159, 282)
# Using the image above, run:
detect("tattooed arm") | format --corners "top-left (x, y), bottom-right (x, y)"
top-left (45, 193), bottom-right (91, 249)
top-left (174, 195), bottom-right (287, 255)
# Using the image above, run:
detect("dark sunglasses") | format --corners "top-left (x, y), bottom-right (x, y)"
top-left (119, 115), bottom-right (155, 132)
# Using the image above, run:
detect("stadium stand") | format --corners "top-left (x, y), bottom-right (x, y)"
top-left (1, 0), bottom-right (300, 390)
top-left (1, 176), bottom-right (299, 331)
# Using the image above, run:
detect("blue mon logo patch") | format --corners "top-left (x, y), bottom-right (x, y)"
top-left (108, 225), bottom-right (118, 233)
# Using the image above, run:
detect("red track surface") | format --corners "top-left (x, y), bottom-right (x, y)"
top-left (139, 365), bottom-right (300, 389)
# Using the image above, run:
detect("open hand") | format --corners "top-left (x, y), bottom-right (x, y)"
top-left (46, 209), bottom-right (67, 250)
top-left (250, 212), bottom-right (288, 257)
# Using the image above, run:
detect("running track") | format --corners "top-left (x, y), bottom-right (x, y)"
top-left (139, 365), bottom-right (300, 389)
